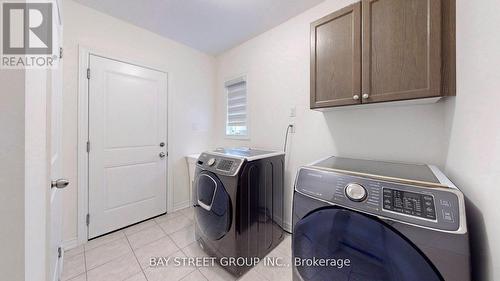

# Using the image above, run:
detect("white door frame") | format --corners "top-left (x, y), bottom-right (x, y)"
top-left (77, 46), bottom-right (173, 245)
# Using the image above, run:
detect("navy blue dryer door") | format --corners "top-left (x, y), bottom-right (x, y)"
top-left (293, 207), bottom-right (443, 281)
top-left (194, 171), bottom-right (231, 240)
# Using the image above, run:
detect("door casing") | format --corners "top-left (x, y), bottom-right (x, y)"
top-left (77, 46), bottom-right (172, 245)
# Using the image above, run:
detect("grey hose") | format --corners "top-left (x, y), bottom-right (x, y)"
top-left (283, 124), bottom-right (293, 153)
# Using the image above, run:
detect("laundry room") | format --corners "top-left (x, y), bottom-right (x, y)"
top-left (1, 0), bottom-right (499, 281)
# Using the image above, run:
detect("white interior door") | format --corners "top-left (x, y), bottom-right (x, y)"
top-left (88, 55), bottom-right (168, 239)
top-left (48, 1), bottom-right (64, 281)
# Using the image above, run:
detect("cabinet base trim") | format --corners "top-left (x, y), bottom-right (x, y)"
top-left (313, 97), bottom-right (443, 111)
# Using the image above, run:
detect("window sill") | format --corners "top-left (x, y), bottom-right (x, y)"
top-left (225, 135), bottom-right (250, 141)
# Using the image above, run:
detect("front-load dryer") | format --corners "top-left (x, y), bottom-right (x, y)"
top-left (292, 156), bottom-right (470, 281)
top-left (193, 147), bottom-right (285, 276)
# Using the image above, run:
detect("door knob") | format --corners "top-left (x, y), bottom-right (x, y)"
top-left (159, 152), bottom-right (166, 158)
top-left (353, 95), bottom-right (360, 100)
top-left (362, 94), bottom-right (370, 99)
top-left (51, 179), bottom-right (69, 189)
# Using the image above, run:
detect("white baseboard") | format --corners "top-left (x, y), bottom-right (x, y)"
top-left (62, 237), bottom-right (79, 251)
top-left (172, 200), bottom-right (191, 212)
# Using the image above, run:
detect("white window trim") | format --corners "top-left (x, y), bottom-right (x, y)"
top-left (224, 75), bottom-right (250, 140)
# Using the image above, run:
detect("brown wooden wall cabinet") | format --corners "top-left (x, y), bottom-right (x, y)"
top-left (310, 0), bottom-right (455, 109)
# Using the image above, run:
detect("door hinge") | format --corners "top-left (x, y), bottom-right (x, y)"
top-left (87, 68), bottom-right (91, 79)
top-left (86, 141), bottom-right (90, 153)
top-left (86, 214), bottom-right (90, 226)
top-left (59, 47), bottom-right (63, 59)
top-left (58, 247), bottom-right (62, 258)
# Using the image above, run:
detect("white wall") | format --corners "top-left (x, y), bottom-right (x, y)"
top-left (443, 0), bottom-right (500, 280)
top-left (215, 0), bottom-right (449, 231)
top-left (0, 70), bottom-right (25, 281)
top-left (62, 0), bottom-right (215, 244)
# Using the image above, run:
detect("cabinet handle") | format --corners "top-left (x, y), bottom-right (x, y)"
top-left (362, 94), bottom-right (370, 99)
top-left (353, 95), bottom-right (360, 100)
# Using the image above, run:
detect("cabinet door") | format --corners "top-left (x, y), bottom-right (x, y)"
top-left (362, 0), bottom-right (441, 103)
top-left (310, 2), bottom-right (361, 109)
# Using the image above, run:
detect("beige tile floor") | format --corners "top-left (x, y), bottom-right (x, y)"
top-left (63, 207), bottom-right (293, 281)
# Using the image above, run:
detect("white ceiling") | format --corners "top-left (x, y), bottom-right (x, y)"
top-left (73, 0), bottom-right (325, 55)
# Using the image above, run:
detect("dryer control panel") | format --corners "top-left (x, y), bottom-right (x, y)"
top-left (196, 153), bottom-right (244, 176)
top-left (295, 167), bottom-right (466, 233)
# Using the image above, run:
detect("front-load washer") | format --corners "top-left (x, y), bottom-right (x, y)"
top-left (292, 156), bottom-right (470, 281)
top-left (193, 147), bottom-right (285, 276)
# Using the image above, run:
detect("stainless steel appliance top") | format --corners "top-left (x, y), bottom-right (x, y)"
top-left (311, 156), bottom-right (443, 187)
top-left (211, 147), bottom-right (284, 161)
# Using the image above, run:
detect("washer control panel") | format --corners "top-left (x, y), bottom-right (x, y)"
top-left (383, 188), bottom-right (436, 220)
top-left (217, 159), bottom-right (234, 172)
top-left (196, 153), bottom-right (244, 176)
top-left (295, 167), bottom-right (464, 232)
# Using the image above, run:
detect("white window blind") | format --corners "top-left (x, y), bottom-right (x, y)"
top-left (225, 77), bottom-right (248, 137)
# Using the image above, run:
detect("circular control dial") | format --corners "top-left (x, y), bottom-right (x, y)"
top-left (207, 158), bottom-right (216, 166)
top-left (345, 183), bottom-right (367, 202)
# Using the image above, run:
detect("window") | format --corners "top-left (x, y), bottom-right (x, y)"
top-left (225, 77), bottom-right (248, 138)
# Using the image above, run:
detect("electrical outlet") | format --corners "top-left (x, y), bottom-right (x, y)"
top-left (289, 123), bottom-right (296, 134)
top-left (289, 106), bottom-right (297, 118)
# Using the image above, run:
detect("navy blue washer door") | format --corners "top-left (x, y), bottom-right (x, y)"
top-left (194, 171), bottom-right (231, 240)
top-left (293, 207), bottom-right (443, 281)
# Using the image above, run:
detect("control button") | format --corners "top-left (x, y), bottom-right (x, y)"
top-left (345, 183), bottom-right (367, 202)
top-left (207, 158), bottom-right (216, 166)
top-left (442, 210), bottom-right (455, 222)
top-left (440, 199), bottom-right (451, 207)
top-left (393, 207), bottom-right (403, 213)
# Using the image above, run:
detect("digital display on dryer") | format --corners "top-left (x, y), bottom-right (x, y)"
top-left (217, 159), bottom-right (234, 171)
top-left (383, 188), bottom-right (436, 220)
